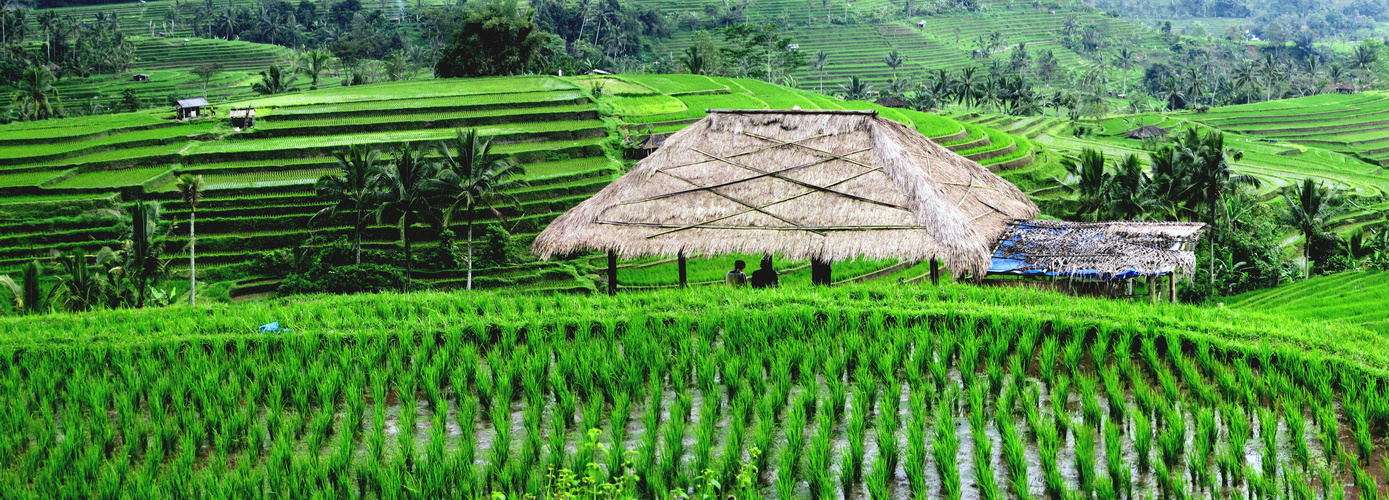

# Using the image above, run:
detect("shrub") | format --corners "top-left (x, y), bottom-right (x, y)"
top-left (278, 264), bottom-right (406, 295)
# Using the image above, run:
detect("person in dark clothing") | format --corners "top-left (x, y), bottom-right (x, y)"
top-left (750, 256), bottom-right (779, 288)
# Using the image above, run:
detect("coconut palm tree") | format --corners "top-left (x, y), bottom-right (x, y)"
top-left (1231, 60), bottom-right (1257, 99)
top-left (1259, 53), bottom-right (1282, 102)
top-left (11, 65), bottom-right (62, 121)
top-left (124, 201), bottom-right (168, 308)
top-left (1113, 47), bottom-right (1135, 94)
top-left (813, 50), bottom-right (829, 93)
top-left (883, 50), bottom-right (905, 79)
top-left (1177, 128), bottom-right (1258, 283)
top-left (1328, 63), bottom-right (1345, 88)
top-left (297, 49), bottom-right (332, 90)
top-left (313, 144), bottom-right (381, 268)
top-left (372, 142), bottom-right (439, 289)
top-left (1059, 148), bottom-right (1110, 221)
top-left (1279, 178), bottom-right (1344, 280)
top-left (839, 76), bottom-right (872, 100)
top-left (175, 175), bottom-right (204, 306)
top-left (434, 129), bottom-right (527, 290)
top-left (251, 65), bottom-right (299, 95)
top-left (956, 66), bottom-right (981, 108)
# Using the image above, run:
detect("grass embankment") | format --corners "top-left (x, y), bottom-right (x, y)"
top-left (1226, 270), bottom-right (1389, 335)
top-left (1, 284), bottom-right (1386, 499)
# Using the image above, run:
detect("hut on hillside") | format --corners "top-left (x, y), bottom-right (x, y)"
top-left (874, 96), bottom-right (909, 108)
top-left (987, 219), bottom-right (1205, 302)
top-left (229, 107), bottom-right (256, 129)
top-left (532, 109), bottom-right (1040, 293)
top-left (175, 97), bottom-right (210, 120)
top-left (132, 73), bottom-right (149, 82)
top-left (1127, 124), bottom-right (1169, 140)
top-left (1336, 83), bottom-right (1362, 94)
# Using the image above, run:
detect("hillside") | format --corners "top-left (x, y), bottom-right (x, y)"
top-left (1227, 270), bottom-right (1389, 334)
top-left (1, 283), bottom-right (1386, 499)
top-left (0, 74), bottom-right (1045, 295)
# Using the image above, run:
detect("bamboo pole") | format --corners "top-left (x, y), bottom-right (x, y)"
top-left (812, 258), bottom-right (832, 285)
top-left (607, 250), bottom-right (617, 296)
top-left (678, 252), bottom-right (687, 288)
top-left (1148, 276), bottom-right (1157, 305)
top-left (930, 259), bottom-right (940, 286)
top-left (1169, 273), bottom-right (1177, 304)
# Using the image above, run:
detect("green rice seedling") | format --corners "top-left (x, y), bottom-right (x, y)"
top-left (719, 397), bottom-right (749, 488)
top-left (1105, 421), bottom-right (1131, 499)
top-left (548, 407), bottom-right (569, 474)
top-left (1258, 407), bottom-right (1279, 478)
top-left (1077, 373), bottom-right (1102, 428)
top-left (933, 390), bottom-right (961, 500)
top-left (1040, 337), bottom-right (1060, 383)
top-left (846, 390), bottom-right (870, 484)
top-left (931, 342), bottom-right (952, 392)
top-left (1063, 330), bottom-right (1087, 376)
top-left (488, 396), bottom-right (512, 480)
top-left (1126, 405), bottom-right (1152, 477)
top-left (997, 408), bottom-right (1030, 500)
top-left (1354, 463), bottom-right (1378, 500)
top-left (1317, 401), bottom-right (1340, 471)
top-left (906, 384), bottom-right (930, 494)
top-left (806, 408), bottom-right (835, 499)
top-left (959, 337), bottom-right (981, 391)
top-left (1091, 327), bottom-right (1112, 370)
top-left (1286, 465), bottom-right (1314, 500)
top-left (1076, 423), bottom-right (1098, 495)
top-left (1101, 366), bottom-right (1127, 425)
top-left (866, 454), bottom-right (891, 500)
top-left (609, 390), bottom-right (631, 475)
top-left (1051, 375), bottom-right (1073, 440)
top-left (1022, 384), bottom-right (1043, 441)
top-left (693, 394), bottom-right (719, 477)
top-left (659, 397), bottom-right (688, 488)
top-left (1284, 396), bottom-right (1310, 472)
top-left (972, 421), bottom-right (1000, 500)
top-left (639, 376), bottom-right (663, 478)
top-left (1347, 398), bottom-right (1374, 464)
top-left (987, 352), bottom-right (1008, 398)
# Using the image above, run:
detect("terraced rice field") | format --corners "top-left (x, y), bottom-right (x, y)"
top-left (1184, 93), bottom-right (1389, 166)
top-left (0, 74), bottom-right (1038, 294)
top-left (1226, 270), bottom-right (1389, 334)
top-left (1, 284), bottom-right (1386, 499)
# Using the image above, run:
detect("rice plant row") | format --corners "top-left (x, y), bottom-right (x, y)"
top-left (1, 293), bottom-right (1387, 499)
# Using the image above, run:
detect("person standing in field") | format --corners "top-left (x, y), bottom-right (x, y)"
top-left (725, 260), bottom-right (748, 288)
top-left (750, 255), bottom-right (779, 288)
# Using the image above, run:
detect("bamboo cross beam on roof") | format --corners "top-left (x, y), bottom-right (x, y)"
top-left (690, 147), bottom-right (908, 211)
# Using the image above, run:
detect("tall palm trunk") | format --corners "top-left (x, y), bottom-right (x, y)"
top-left (354, 210), bottom-right (363, 268)
top-left (1304, 236), bottom-right (1311, 281)
top-left (402, 214), bottom-right (412, 289)
top-left (466, 214), bottom-right (474, 290)
top-left (189, 210), bottom-right (196, 306)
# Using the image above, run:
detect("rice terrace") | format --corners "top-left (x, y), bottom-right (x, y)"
top-left (2, 0), bottom-right (1389, 498)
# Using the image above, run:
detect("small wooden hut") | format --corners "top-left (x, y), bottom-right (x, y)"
top-left (532, 109), bottom-right (1040, 293)
top-left (874, 96), bottom-right (909, 108)
top-left (1336, 83), bottom-right (1362, 95)
top-left (986, 219), bottom-right (1205, 302)
top-left (229, 107), bottom-right (256, 128)
top-left (175, 98), bottom-right (210, 120)
top-left (1127, 125), bottom-right (1169, 140)
top-left (132, 73), bottom-right (149, 82)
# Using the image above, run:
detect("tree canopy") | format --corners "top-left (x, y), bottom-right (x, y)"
top-left (435, 0), bottom-right (548, 78)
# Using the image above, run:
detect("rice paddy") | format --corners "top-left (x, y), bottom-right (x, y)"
top-left (0, 284), bottom-right (1385, 499)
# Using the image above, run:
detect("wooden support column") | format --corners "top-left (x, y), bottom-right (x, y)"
top-left (811, 258), bottom-right (832, 286)
top-left (1169, 273), bottom-right (1177, 304)
top-left (607, 250), bottom-right (617, 296)
top-left (678, 252), bottom-right (688, 288)
top-left (1148, 276), bottom-right (1157, 305)
top-left (929, 259), bottom-right (940, 286)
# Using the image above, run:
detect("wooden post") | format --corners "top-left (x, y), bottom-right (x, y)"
top-left (929, 258), bottom-right (940, 286)
top-left (811, 258), bottom-right (832, 285)
top-left (1169, 273), bottom-right (1177, 304)
top-left (1148, 276), bottom-right (1157, 305)
top-left (678, 252), bottom-right (688, 288)
top-left (607, 250), bottom-right (617, 296)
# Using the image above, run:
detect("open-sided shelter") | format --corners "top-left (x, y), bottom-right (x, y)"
top-left (1127, 125), bottom-right (1170, 140)
top-left (987, 219), bottom-right (1205, 301)
top-left (229, 108), bottom-right (256, 128)
top-left (175, 98), bottom-right (210, 120)
top-left (532, 109), bottom-right (1039, 292)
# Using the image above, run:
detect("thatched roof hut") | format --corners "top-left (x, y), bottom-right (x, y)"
top-left (532, 109), bottom-right (1039, 277)
top-left (874, 96), bottom-right (909, 108)
top-left (1127, 125), bottom-right (1169, 139)
top-left (988, 219), bottom-right (1206, 279)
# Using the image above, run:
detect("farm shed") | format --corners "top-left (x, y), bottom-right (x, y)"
top-left (229, 108), bottom-right (256, 128)
top-left (532, 108), bottom-right (1040, 293)
top-left (873, 96), bottom-right (909, 108)
top-left (1336, 83), bottom-right (1362, 94)
top-left (132, 73), bottom-right (149, 82)
top-left (1127, 125), bottom-right (1169, 140)
top-left (175, 97), bottom-right (210, 120)
top-left (987, 219), bottom-right (1206, 302)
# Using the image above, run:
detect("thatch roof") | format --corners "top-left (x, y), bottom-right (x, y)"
top-left (988, 219), bottom-right (1206, 280)
top-left (874, 96), bottom-right (909, 108)
top-left (1127, 125), bottom-right (1169, 139)
top-left (532, 109), bottom-right (1039, 276)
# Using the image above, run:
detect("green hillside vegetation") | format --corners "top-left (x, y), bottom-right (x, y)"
top-left (2, 283), bottom-right (1387, 498)
top-left (0, 74), bottom-right (1043, 298)
top-left (1227, 270), bottom-right (1389, 334)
